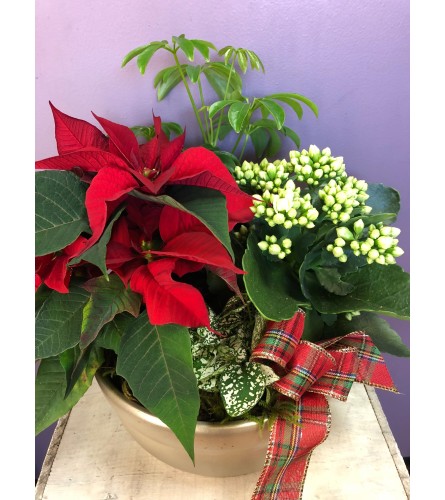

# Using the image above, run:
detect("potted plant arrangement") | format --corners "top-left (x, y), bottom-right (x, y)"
top-left (35, 35), bottom-right (409, 498)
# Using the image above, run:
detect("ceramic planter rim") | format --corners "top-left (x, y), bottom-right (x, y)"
top-left (95, 369), bottom-right (269, 432)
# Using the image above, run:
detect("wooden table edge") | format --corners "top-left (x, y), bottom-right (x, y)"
top-left (364, 385), bottom-right (410, 498)
top-left (35, 386), bottom-right (410, 499)
top-left (35, 412), bottom-right (71, 500)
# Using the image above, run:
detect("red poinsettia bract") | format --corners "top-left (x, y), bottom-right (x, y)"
top-left (36, 104), bottom-right (253, 254)
top-left (36, 104), bottom-right (254, 327)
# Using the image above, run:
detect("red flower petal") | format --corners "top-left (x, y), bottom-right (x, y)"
top-left (43, 254), bottom-right (71, 293)
top-left (92, 112), bottom-right (141, 169)
top-left (49, 102), bottom-right (108, 154)
top-left (35, 150), bottom-right (128, 172)
top-left (169, 147), bottom-right (254, 228)
top-left (150, 232), bottom-right (244, 273)
top-left (158, 206), bottom-right (209, 243)
top-left (84, 167), bottom-right (138, 248)
top-left (130, 260), bottom-right (210, 327)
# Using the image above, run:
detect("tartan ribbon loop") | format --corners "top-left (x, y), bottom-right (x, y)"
top-left (251, 310), bottom-right (398, 403)
top-left (251, 311), bottom-right (398, 500)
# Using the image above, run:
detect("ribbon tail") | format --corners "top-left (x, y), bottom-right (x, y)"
top-left (252, 393), bottom-right (331, 500)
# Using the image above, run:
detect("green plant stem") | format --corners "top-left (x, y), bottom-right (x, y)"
top-left (172, 51), bottom-right (207, 140)
top-left (238, 134), bottom-right (250, 162)
top-left (213, 57), bottom-right (236, 146)
top-left (230, 130), bottom-right (244, 156)
top-left (198, 78), bottom-right (212, 144)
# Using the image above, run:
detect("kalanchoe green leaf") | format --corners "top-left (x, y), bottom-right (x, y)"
top-left (303, 264), bottom-right (409, 319)
top-left (327, 312), bottom-right (409, 357)
top-left (243, 232), bottom-right (309, 320)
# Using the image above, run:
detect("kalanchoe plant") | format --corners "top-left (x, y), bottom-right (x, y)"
top-left (35, 36), bottom-right (409, 465)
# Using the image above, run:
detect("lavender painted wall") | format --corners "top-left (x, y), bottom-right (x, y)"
top-left (35, 0), bottom-right (409, 477)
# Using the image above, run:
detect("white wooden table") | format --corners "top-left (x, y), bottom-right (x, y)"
top-left (36, 380), bottom-right (409, 499)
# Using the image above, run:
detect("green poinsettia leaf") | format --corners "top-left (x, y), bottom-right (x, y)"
top-left (366, 183), bottom-right (401, 217)
top-left (35, 171), bottom-right (91, 256)
top-left (133, 185), bottom-right (233, 260)
top-left (95, 313), bottom-right (136, 354)
top-left (328, 312), bottom-right (409, 357)
top-left (304, 264), bottom-right (409, 319)
top-left (116, 314), bottom-right (199, 462)
top-left (35, 285), bottom-right (52, 315)
top-left (79, 275), bottom-right (141, 349)
top-left (35, 348), bottom-right (104, 435)
top-left (219, 362), bottom-right (266, 417)
top-left (35, 285), bottom-right (90, 359)
top-left (243, 233), bottom-right (309, 320)
top-left (69, 205), bottom-right (125, 276)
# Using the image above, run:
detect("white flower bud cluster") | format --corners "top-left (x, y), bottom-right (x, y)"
top-left (319, 176), bottom-right (370, 224)
top-left (233, 158), bottom-right (290, 193)
top-left (257, 235), bottom-right (292, 260)
top-left (326, 219), bottom-right (404, 265)
top-left (288, 146), bottom-right (347, 186)
top-left (251, 180), bottom-right (319, 229)
top-left (232, 224), bottom-right (249, 242)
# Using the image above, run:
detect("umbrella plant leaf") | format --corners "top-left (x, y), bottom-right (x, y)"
top-left (228, 101), bottom-right (250, 133)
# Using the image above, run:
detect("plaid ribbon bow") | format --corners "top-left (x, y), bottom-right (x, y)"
top-left (250, 310), bottom-right (398, 500)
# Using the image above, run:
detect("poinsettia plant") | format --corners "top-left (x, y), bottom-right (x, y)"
top-left (35, 35), bottom-right (409, 463)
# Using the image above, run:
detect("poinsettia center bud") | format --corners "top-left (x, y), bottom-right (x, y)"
top-left (143, 167), bottom-right (159, 179)
top-left (140, 239), bottom-right (151, 251)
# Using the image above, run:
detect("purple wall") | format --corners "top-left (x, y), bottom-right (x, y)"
top-left (36, 0), bottom-right (409, 476)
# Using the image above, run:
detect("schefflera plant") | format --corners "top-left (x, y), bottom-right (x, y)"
top-left (122, 34), bottom-right (318, 167)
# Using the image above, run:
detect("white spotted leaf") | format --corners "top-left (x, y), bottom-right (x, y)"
top-left (219, 362), bottom-right (267, 417)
